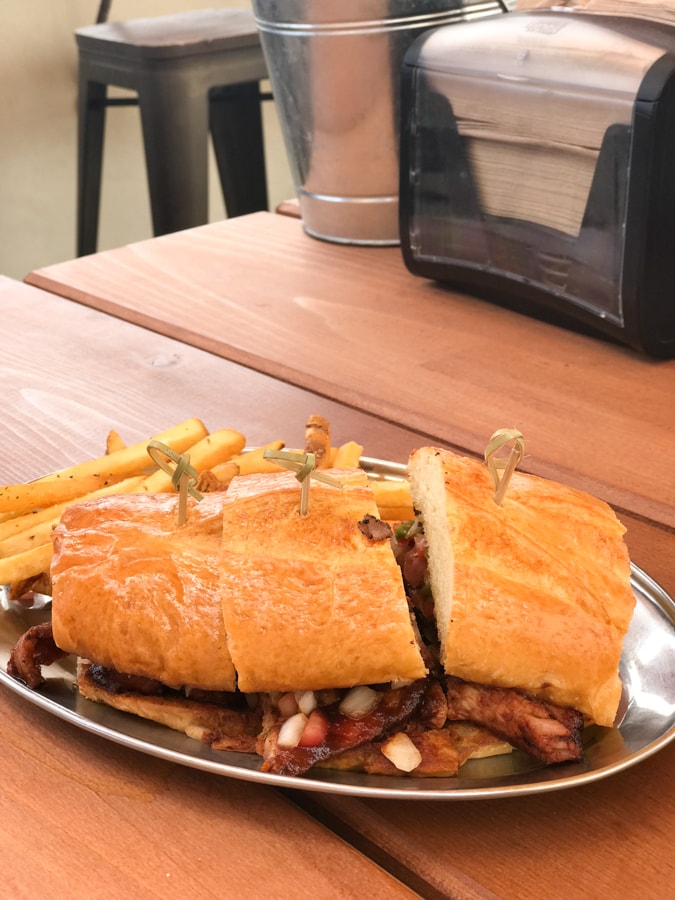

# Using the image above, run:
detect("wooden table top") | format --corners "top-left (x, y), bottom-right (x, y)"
top-left (7, 249), bottom-right (675, 899)
top-left (27, 212), bottom-right (675, 535)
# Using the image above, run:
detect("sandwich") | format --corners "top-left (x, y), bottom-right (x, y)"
top-left (7, 449), bottom-right (636, 779)
top-left (12, 469), bottom-right (465, 775)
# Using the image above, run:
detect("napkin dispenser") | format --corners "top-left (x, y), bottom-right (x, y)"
top-left (399, 11), bottom-right (675, 357)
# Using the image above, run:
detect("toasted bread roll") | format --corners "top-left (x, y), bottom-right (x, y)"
top-left (219, 469), bottom-right (427, 692)
top-left (407, 447), bottom-right (635, 726)
top-left (51, 493), bottom-right (236, 692)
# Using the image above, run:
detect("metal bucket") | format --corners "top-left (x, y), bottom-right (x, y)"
top-left (253, 0), bottom-right (505, 245)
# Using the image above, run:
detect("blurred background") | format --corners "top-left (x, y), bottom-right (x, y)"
top-left (0, 0), bottom-right (294, 280)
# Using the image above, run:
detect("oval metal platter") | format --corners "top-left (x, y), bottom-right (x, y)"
top-left (1, 457), bottom-right (673, 799)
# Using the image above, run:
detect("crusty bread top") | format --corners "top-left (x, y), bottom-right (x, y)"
top-left (407, 447), bottom-right (635, 726)
top-left (219, 469), bottom-right (427, 693)
top-left (51, 492), bottom-right (236, 692)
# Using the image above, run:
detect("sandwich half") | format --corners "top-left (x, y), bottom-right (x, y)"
top-left (219, 469), bottom-right (426, 692)
top-left (216, 468), bottom-right (512, 777)
top-left (404, 446), bottom-right (636, 761)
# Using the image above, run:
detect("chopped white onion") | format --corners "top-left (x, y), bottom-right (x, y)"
top-left (381, 733), bottom-right (422, 772)
top-left (390, 679), bottom-right (414, 689)
top-left (295, 690), bottom-right (317, 716)
top-left (277, 712), bottom-right (308, 748)
top-left (339, 685), bottom-right (379, 719)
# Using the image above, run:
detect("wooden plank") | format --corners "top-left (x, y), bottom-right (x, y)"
top-left (26, 212), bottom-right (675, 529)
top-left (295, 733), bottom-right (675, 900)
top-left (0, 276), bottom-right (426, 483)
top-left (0, 688), bottom-right (416, 899)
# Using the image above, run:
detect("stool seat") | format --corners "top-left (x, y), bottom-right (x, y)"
top-left (76, 7), bottom-right (269, 256)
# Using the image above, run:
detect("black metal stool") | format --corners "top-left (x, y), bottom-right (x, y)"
top-left (76, 7), bottom-right (269, 256)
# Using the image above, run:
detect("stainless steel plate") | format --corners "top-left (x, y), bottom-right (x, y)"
top-left (1, 457), bottom-right (673, 799)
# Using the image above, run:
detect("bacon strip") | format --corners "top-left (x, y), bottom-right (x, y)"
top-left (445, 676), bottom-right (584, 764)
top-left (7, 621), bottom-right (67, 688)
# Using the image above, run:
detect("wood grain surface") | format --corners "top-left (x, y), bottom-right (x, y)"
top-left (0, 276), bottom-right (425, 484)
top-left (3, 275), bottom-right (673, 899)
top-left (26, 212), bottom-right (675, 533)
top-left (0, 688), bottom-right (420, 900)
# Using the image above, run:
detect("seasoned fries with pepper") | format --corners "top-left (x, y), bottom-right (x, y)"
top-left (0, 413), bottom-right (403, 596)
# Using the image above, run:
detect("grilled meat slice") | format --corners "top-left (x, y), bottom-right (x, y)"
top-left (7, 621), bottom-right (67, 688)
top-left (445, 676), bottom-right (584, 764)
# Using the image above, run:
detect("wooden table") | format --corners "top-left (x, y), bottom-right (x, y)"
top-left (7, 219), bottom-right (675, 899)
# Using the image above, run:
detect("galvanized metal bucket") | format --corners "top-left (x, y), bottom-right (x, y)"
top-left (253, 0), bottom-right (504, 245)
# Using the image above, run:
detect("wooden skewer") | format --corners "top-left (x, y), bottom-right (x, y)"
top-left (484, 428), bottom-right (525, 506)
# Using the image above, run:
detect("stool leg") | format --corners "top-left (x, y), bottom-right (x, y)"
top-left (209, 82), bottom-right (268, 217)
top-left (136, 70), bottom-right (210, 236)
top-left (77, 72), bottom-right (107, 257)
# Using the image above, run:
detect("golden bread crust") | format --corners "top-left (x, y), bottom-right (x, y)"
top-left (51, 493), bottom-right (236, 691)
top-left (408, 447), bottom-right (635, 726)
top-left (220, 470), bottom-right (427, 692)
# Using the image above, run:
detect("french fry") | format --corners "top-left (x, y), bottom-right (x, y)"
top-left (370, 479), bottom-right (415, 521)
top-left (304, 415), bottom-right (331, 468)
top-left (105, 429), bottom-right (126, 454)
top-left (377, 507), bottom-right (417, 523)
top-left (232, 440), bottom-right (285, 476)
top-left (37, 417), bottom-right (208, 485)
top-left (139, 428), bottom-right (246, 494)
top-left (0, 475), bottom-right (145, 552)
top-left (0, 506), bottom-right (63, 543)
top-left (0, 473), bottom-right (128, 516)
top-left (0, 519), bottom-right (58, 558)
top-left (333, 441), bottom-right (364, 469)
top-left (0, 542), bottom-right (54, 586)
top-left (207, 460), bottom-right (240, 486)
top-left (0, 503), bottom-right (72, 544)
top-left (0, 509), bottom-right (27, 525)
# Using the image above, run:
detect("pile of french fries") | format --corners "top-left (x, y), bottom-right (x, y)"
top-left (0, 414), bottom-right (414, 598)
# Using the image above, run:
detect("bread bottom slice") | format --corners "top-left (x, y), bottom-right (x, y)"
top-left (77, 661), bottom-right (261, 752)
top-left (314, 723), bottom-right (512, 777)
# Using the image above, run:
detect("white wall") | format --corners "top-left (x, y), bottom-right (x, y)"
top-left (0, 0), bottom-right (294, 280)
